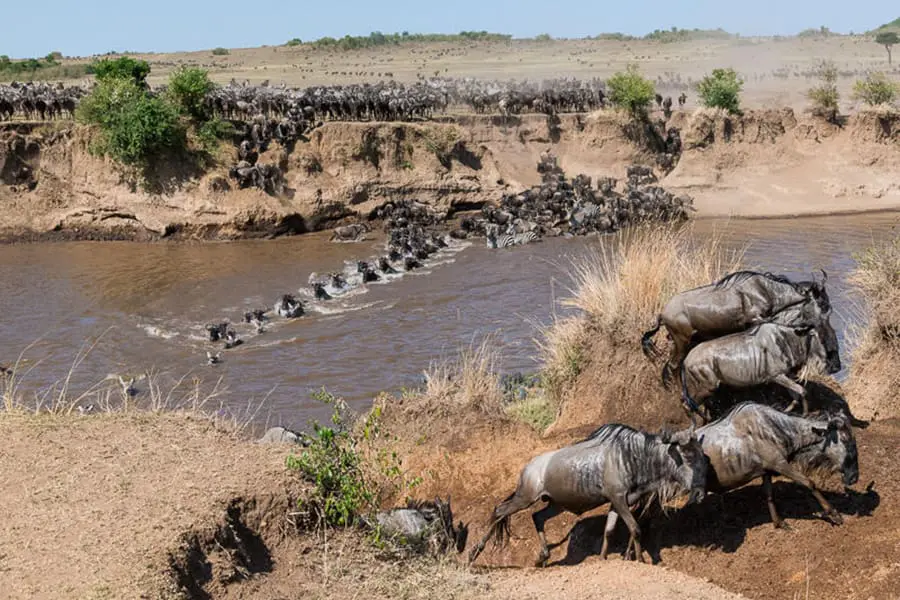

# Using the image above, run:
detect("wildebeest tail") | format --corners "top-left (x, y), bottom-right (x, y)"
top-left (468, 491), bottom-right (516, 564)
top-left (641, 316), bottom-right (663, 359)
top-left (680, 362), bottom-right (700, 414)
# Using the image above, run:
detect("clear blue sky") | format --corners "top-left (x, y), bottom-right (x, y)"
top-left (3, 0), bottom-right (896, 58)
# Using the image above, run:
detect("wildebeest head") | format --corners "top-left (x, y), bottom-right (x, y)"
top-left (663, 432), bottom-right (708, 505)
top-left (799, 270), bottom-right (831, 314)
top-left (812, 415), bottom-right (859, 487)
top-left (811, 315), bottom-right (841, 374)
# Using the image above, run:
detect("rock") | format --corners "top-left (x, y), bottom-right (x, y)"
top-left (257, 426), bottom-right (307, 444)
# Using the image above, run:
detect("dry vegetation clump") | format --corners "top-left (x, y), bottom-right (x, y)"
top-left (541, 224), bottom-right (743, 429)
top-left (847, 232), bottom-right (900, 420)
top-left (413, 337), bottom-right (505, 421)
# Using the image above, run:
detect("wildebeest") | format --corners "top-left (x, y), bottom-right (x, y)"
top-left (205, 322), bottom-right (230, 342)
top-left (312, 282), bottom-right (332, 300)
top-left (274, 294), bottom-right (304, 318)
top-left (243, 308), bottom-right (268, 323)
top-left (680, 319), bottom-right (841, 423)
top-left (642, 270), bottom-right (831, 386)
top-left (611, 403), bottom-right (858, 558)
top-left (678, 402), bottom-right (857, 527)
top-left (331, 223), bottom-right (369, 242)
top-left (467, 424), bottom-right (707, 566)
top-left (357, 261), bottom-right (380, 283)
top-left (372, 497), bottom-right (469, 555)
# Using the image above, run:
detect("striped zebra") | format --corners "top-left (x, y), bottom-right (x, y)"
top-left (486, 229), bottom-right (539, 249)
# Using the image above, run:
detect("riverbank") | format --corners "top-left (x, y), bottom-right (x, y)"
top-left (2, 107), bottom-right (899, 243)
top-left (0, 408), bottom-right (747, 599)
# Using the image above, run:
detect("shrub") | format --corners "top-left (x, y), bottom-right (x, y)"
top-left (92, 56), bottom-right (151, 86)
top-left (211, 47), bottom-right (229, 56)
top-left (76, 78), bottom-right (185, 167)
top-left (286, 389), bottom-right (374, 527)
top-left (852, 72), bottom-right (898, 106)
top-left (166, 66), bottom-right (215, 121)
top-left (807, 60), bottom-right (840, 119)
top-left (696, 68), bottom-right (743, 113)
top-left (197, 117), bottom-right (235, 152)
top-left (286, 38), bottom-right (303, 47)
top-left (606, 64), bottom-right (655, 116)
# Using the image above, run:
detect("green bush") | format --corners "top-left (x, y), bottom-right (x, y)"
top-left (807, 60), bottom-right (840, 118)
top-left (696, 68), bottom-right (743, 113)
top-left (166, 66), bottom-right (215, 121)
top-left (92, 56), bottom-right (150, 86)
top-left (286, 38), bottom-right (303, 47)
top-left (286, 390), bottom-right (374, 527)
top-left (211, 47), bottom-right (230, 56)
top-left (197, 117), bottom-right (235, 151)
top-left (607, 64), bottom-right (656, 116)
top-left (852, 72), bottom-right (898, 106)
top-left (76, 78), bottom-right (185, 167)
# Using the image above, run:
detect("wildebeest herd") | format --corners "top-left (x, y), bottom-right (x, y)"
top-left (469, 269), bottom-right (866, 567)
top-left (203, 155), bottom-right (692, 364)
top-left (0, 76), bottom-right (680, 122)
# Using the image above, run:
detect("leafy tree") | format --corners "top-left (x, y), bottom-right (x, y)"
top-left (696, 68), bottom-right (743, 114)
top-left (875, 32), bottom-right (899, 65)
top-left (285, 38), bottom-right (303, 46)
top-left (92, 56), bottom-right (151, 86)
top-left (852, 72), bottom-right (898, 106)
top-left (76, 78), bottom-right (184, 167)
top-left (607, 64), bottom-right (656, 116)
top-left (211, 47), bottom-right (229, 56)
top-left (166, 66), bottom-right (215, 121)
top-left (806, 60), bottom-right (840, 120)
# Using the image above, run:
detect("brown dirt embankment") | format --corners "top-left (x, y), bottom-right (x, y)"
top-left (2, 107), bottom-right (900, 242)
top-left (0, 410), bottom-right (744, 600)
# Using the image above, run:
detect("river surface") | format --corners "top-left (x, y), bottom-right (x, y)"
top-left (1, 213), bottom-right (897, 427)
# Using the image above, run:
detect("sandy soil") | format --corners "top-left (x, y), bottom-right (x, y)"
top-left (0, 412), bottom-right (296, 599)
top-left (0, 410), bottom-right (745, 600)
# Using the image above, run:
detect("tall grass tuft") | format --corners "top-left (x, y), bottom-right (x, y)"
top-left (847, 232), bottom-right (900, 420)
top-left (416, 337), bottom-right (504, 419)
top-left (565, 224), bottom-right (743, 332)
top-left (538, 224), bottom-right (743, 409)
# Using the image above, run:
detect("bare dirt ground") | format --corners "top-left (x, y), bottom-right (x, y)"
top-left (0, 410), bottom-right (745, 600)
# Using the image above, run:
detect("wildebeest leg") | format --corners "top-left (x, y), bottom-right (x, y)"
top-left (599, 510), bottom-right (618, 560)
top-left (774, 374), bottom-right (807, 414)
top-left (763, 473), bottom-right (790, 530)
top-left (532, 501), bottom-right (563, 567)
top-left (609, 495), bottom-right (644, 563)
top-left (772, 462), bottom-right (843, 525)
top-left (468, 492), bottom-right (538, 564)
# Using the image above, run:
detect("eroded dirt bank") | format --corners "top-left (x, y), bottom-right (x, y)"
top-left (2, 108), bottom-right (899, 242)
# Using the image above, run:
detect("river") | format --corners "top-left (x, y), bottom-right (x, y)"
top-left (1, 212), bottom-right (896, 427)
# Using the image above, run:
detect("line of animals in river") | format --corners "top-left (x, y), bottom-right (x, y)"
top-left (204, 155), bottom-right (692, 365)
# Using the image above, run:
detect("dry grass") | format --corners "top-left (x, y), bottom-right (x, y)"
top-left (565, 224), bottom-right (744, 332)
top-left (537, 224), bottom-right (743, 413)
top-left (0, 334), bottom-right (266, 436)
top-left (413, 337), bottom-right (505, 420)
top-left (847, 232), bottom-right (900, 420)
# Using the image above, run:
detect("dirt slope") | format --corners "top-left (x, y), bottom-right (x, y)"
top-left (0, 412), bottom-right (296, 599)
top-left (2, 108), bottom-right (899, 241)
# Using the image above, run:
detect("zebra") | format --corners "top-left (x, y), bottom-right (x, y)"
top-left (486, 225), bottom-right (539, 249)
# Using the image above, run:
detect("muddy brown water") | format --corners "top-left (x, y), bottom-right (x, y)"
top-left (1, 213), bottom-right (896, 428)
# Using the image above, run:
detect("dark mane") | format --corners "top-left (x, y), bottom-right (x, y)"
top-left (714, 270), bottom-right (795, 290)
top-left (580, 423), bottom-right (638, 443)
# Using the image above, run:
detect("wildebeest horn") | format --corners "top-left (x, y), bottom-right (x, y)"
top-left (820, 269), bottom-right (828, 284)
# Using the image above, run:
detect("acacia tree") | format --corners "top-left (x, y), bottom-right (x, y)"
top-left (876, 32), bottom-right (899, 65)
